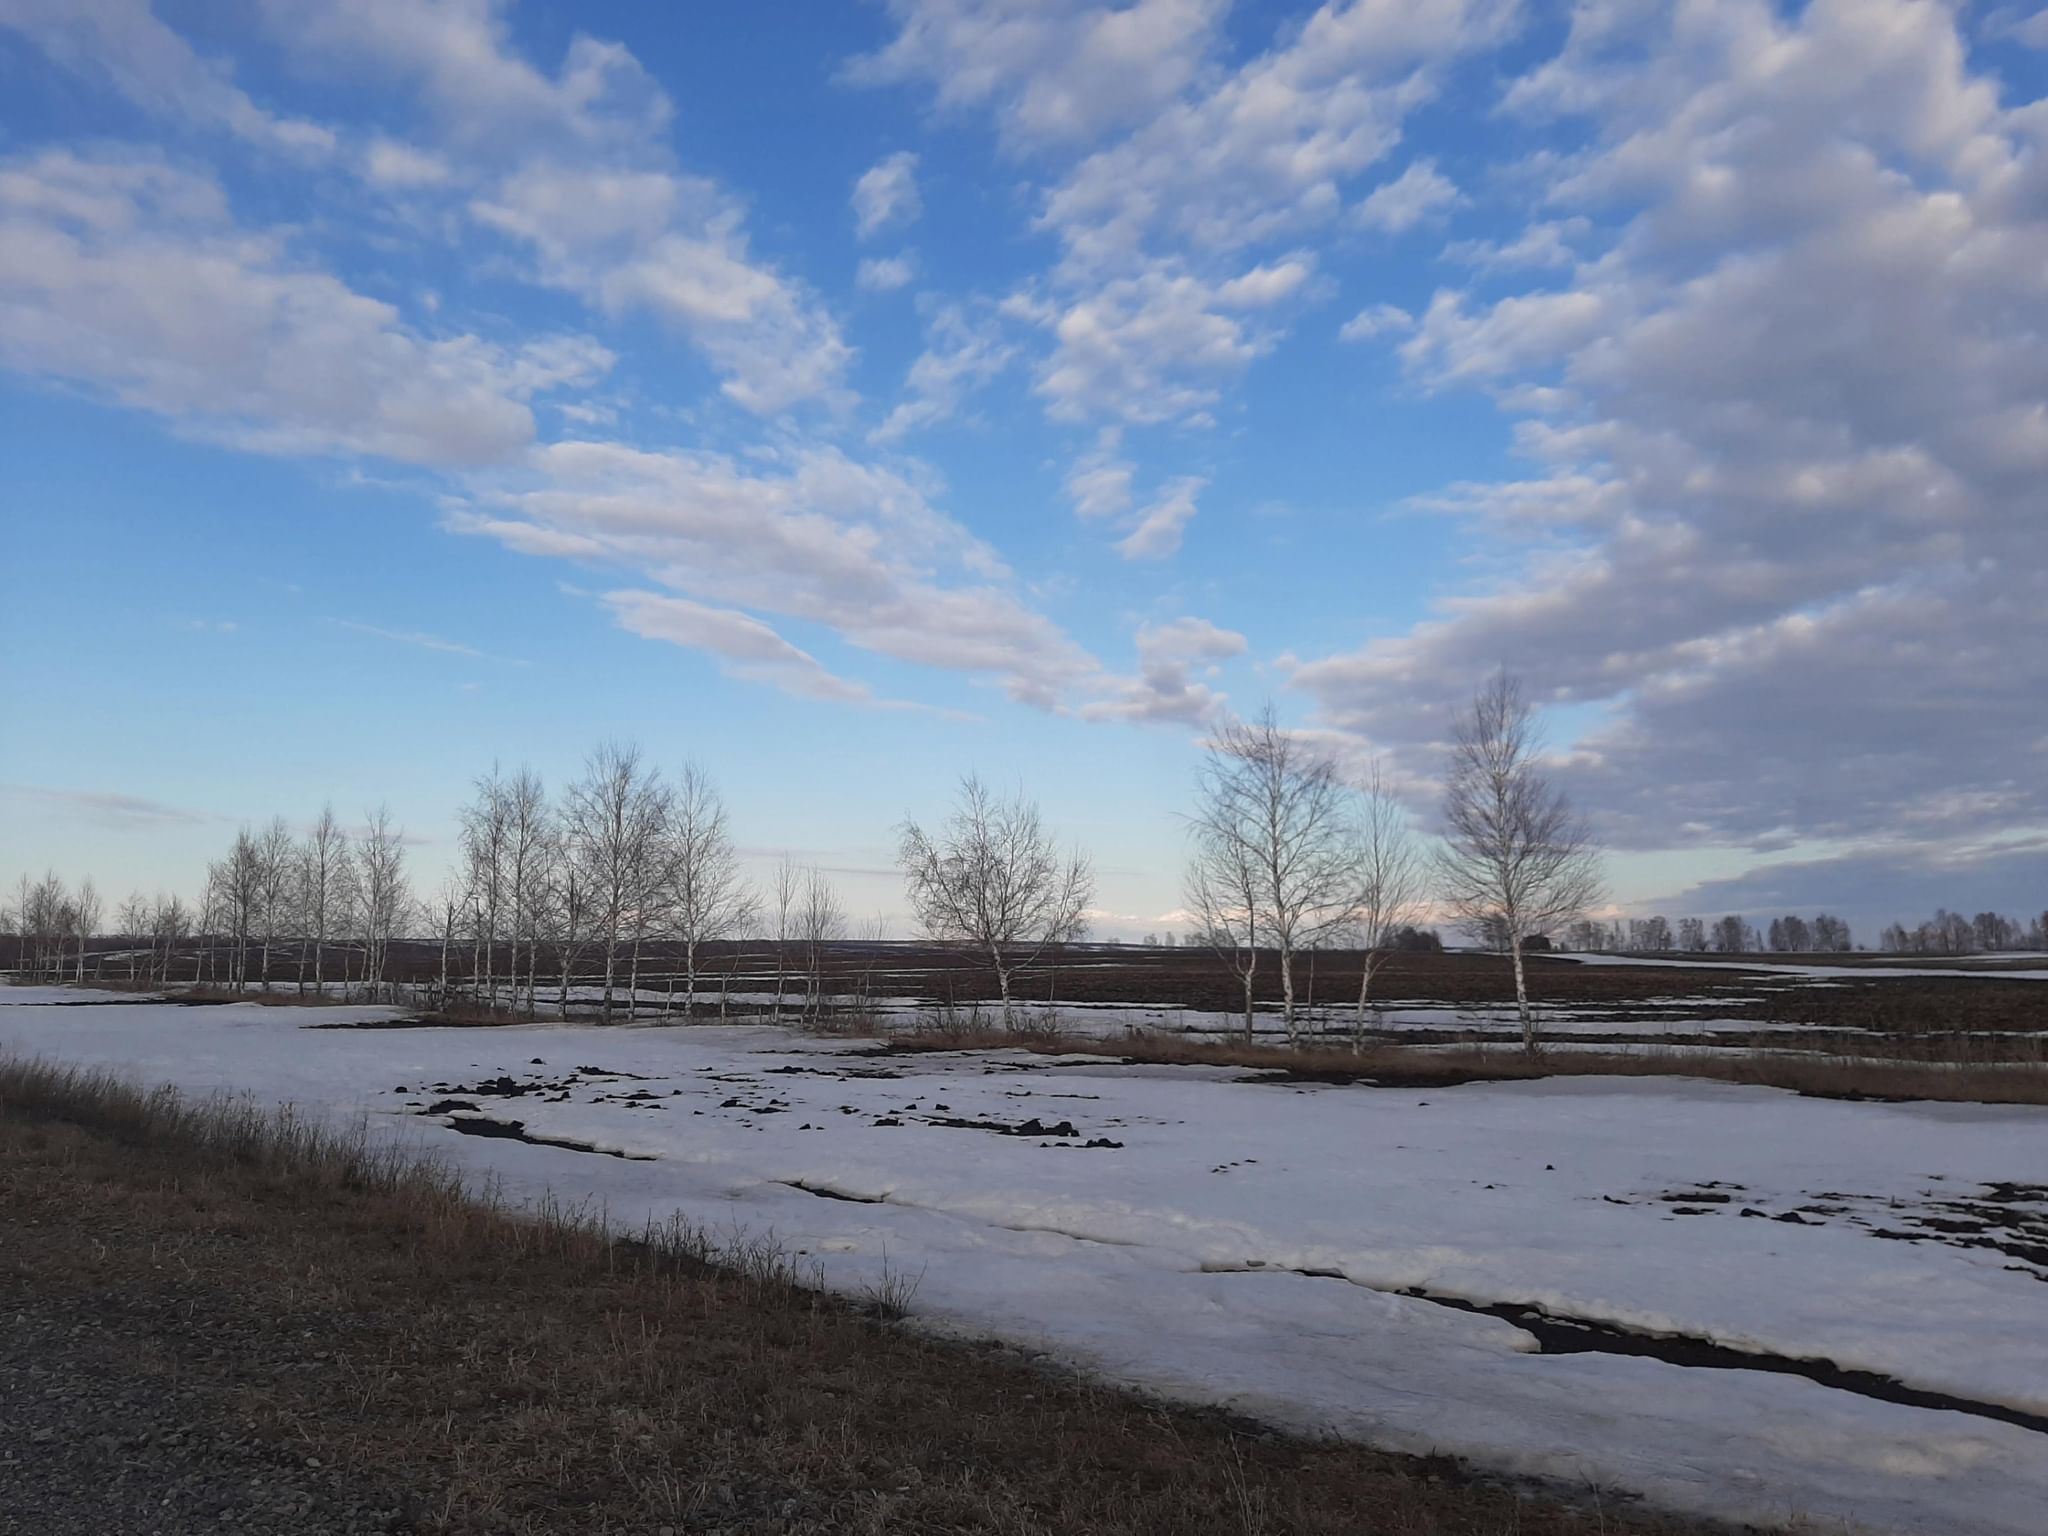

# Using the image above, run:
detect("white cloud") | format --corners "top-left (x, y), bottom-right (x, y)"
top-left (866, 1), bottom-right (1514, 429)
top-left (363, 136), bottom-right (454, 189)
top-left (856, 253), bottom-right (917, 292)
top-left (453, 439), bottom-right (1097, 708)
top-left (1064, 427), bottom-right (1135, 520)
top-left (1062, 431), bottom-right (1201, 559)
top-left (1353, 158), bottom-right (1461, 233)
top-left (1022, 258), bottom-right (1312, 424)
top-left (0, 149), bottom-right (610, 468)
top-left (603, 590), bottom-right (876, 704)
top-left (1080, 612), bottom-right (1245, 722)
top-left (871, 303), bottom-right (1015, 442)
top-left (1295, 0), bottom-right (2048, 859)
top-left (1338, 302), bottom-right (1413, 341)
top-left (471, 163), bottom-right (851, 413)
top-left (849, 0), bottom-right (1229, 149)
top-left (852, 151), bottom-right (921, 238)
top-left (254, 0), bottom-right (669, 148)
top-left (1444, 217), bottom-right (1584, 271)
top-left (1116, 475), bottom-right (1204, 560)
top-left (1, 0), bottom-right (336, 157)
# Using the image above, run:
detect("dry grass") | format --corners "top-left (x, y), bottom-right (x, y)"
top-left (0, 1055), bottom-right (1719, 1536)
top-left (871, 1019), bottom-right (2048, 1105)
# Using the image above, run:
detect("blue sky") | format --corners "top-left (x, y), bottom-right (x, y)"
top-left (3, 0), bottom-right (2045, 940)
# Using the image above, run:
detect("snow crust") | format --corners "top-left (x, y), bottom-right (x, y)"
top-left (4, 991), bottom-right (2045, 1535)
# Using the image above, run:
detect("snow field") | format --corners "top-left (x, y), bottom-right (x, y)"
top-left (3, 988), bottom-right (2044, 1535)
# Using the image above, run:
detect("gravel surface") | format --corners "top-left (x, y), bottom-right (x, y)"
top-left (0, 1290), bottom-right (416, 1534)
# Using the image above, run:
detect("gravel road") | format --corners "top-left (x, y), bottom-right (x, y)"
top-left (0, 1291), bottom-right (416, 1535)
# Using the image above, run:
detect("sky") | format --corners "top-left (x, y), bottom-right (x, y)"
top-left (1, 0), bottom-right (2045, 942)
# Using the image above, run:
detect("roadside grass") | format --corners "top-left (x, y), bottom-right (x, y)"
top-left (0, 1055), bottom-right (1714, 1536)
top-left (870, 1014), bottom-right (2048, 1106)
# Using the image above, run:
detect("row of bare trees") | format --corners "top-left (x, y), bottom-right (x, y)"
top-left (1881, 909), bottom-right (2048, 956)
top-left (6, 871), bottom-right (101, 983)
top-left (442, 746), bottom-right (849, 1022)
top-left (1183, 674), bottom-right (1603, 1055)
top-left (1564, 913), bottom-right (1856, 955)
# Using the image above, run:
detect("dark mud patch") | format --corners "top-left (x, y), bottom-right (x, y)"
top-left (424, 1110), bottom-right (655, 1161)
top-left (1399, 1287), bottom-right (2048, 1436)
top-left (780, 1181), bottom-right (886, 1204)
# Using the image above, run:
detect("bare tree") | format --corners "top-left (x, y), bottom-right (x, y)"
top-left (1347, 764), bottom-right (1423, 1041)
top-left (561, 743), bottom-right (668, 1022)
top-left (501, 768), bottom-right (550, 1016)
top-left (354, 806), bottom-right (410, 1000)
top-left (116, 891), bottom-right (150, 982)
top-left (1436, 672), bottom-right (1604, 1057)
top-left (771, 854), bottom-right (799, 1018)
top-left (661, 763), bottom-right (756, 1019)
top-left (899, 775), bottom-right (1094, 1027)
top-left (797, 866), bottom-right (844, 1025)
top-left (1186, 825), bottom-right (1263, 1040)
top-left (254, 816), bottom-right (295, 992)
top-left (150, 893), bottom-right (188, 985)
top-left (461, 766), bottom-right (512, 1007)
top-left (71, 877), bottom-right (102, 983)
top-left (299, 805), bottom-right (349, 996)
top-left (1187, 706), bottom-right (1354, 1041)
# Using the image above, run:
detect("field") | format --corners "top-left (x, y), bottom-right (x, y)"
top-left (47, 937), bottom-right (2048, 1051)
top-left (5, 962), bottom-right (2047, 1535)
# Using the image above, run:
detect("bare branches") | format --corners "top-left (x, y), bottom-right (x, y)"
top-left (1347, 762), bottom-right (1423, 1039)
top-left (1436, 671), bottom-right (1603, 1055)
top-left (561, 742), bottom-right (668, 1022)
top-left (662, 763), bottom-right (756, 1017)
top-left (899, 775), bottom-right (1094, 1024)
top-left (1185, 706), bottom-right (1354, 1040)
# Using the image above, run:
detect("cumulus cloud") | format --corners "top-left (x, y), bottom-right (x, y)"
top-left (870, 303), bottom-right (1015, 442)
top-left (1294, 0), bottom-right (2048, 868)
top-left (864, 2), bottom-right (1511, 432)
top-left (852, 151), bottom-right (921, 238)
top-left (1081, 614), bottom-right (1246, 723)
top-left (1116, 475), bottom-right (1204, 560)
top-left (0, 149), bottom-right (610, 467)
top-left (1, 0), bottom-right (336, 157)
top-left (362, 136), bottom-right (454, 189)
top-left (1353, 159), bottom-right (1461, 233)
top-left (253, 0), bottom-right (670, 148)
top-left (848, 0), bottom-right (1229, 149)
top-left (1015, 257), bottom-right (1312, 424)
top-left (471, 162), bottom-right (852, 414)
top-left (1338, 302), bottom-right (1413, 341)
top-left (856, 253), bottom-right (917, 292)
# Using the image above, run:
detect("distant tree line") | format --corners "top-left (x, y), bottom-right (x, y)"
top-left (1562, 913), bottom-right (1855, 954)
top-left (1878, 909), bottom-right (2048, 955)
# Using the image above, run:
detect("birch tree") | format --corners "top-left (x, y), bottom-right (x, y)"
top-left (1187, 707), bottom-right (1354, 1041)
top-left (1184, 823), bottom-right (1263, 1040)
top-left (355, 806), bottom-right (409, 1000)
top-left (797, 866), bottom-right (844, 1024)
top-left (562, 742), bottom-right (667, 1022)
top-left (299, 805), bottom-right (348, 995)
top-left (254, 816), bottom-right (295, 992)
top-left (771, 854), bottom-right (799, 1018)
top-left (1436, 672), bottom-right (1603, 1057)
top-left (461, 767), bottom-right (512, 1006)
top-left (501, 768), bottom-right (550, 1016)
top-left (661, 763), bottom-right (755, 1018)
top-left (71, 877), bottom-right (102, 983)
top-left (899, 776), bottom-right (1093, 1027)
top-left (1347, 765), bottom-right (1423, 1040)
